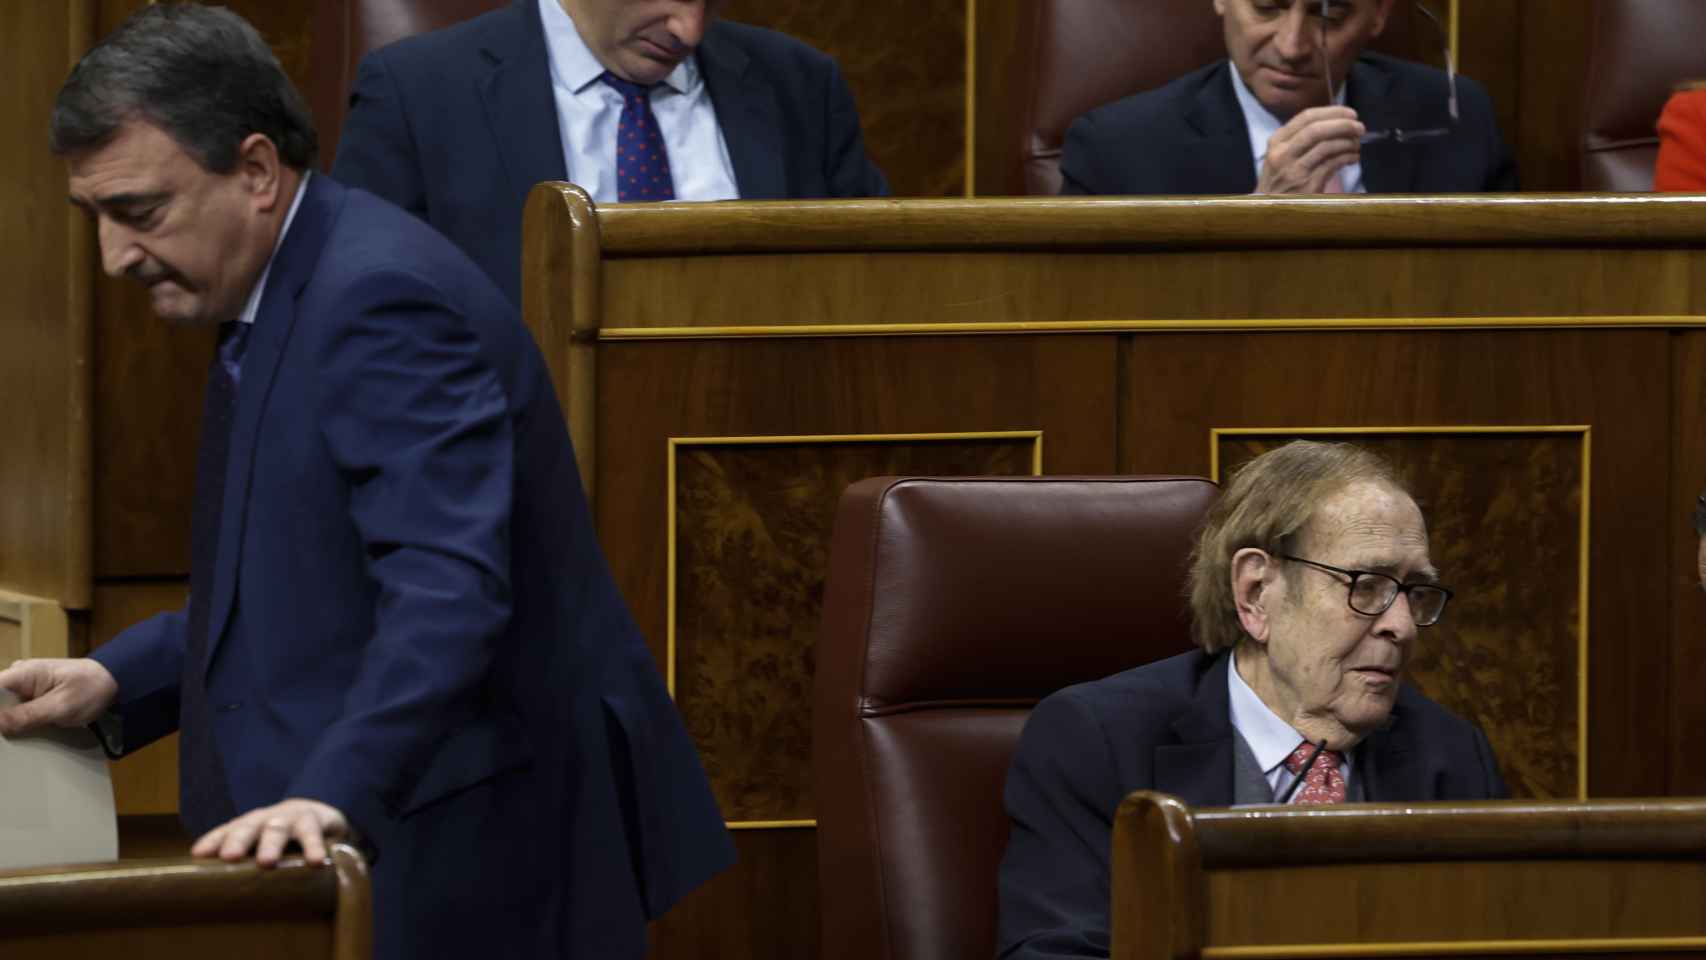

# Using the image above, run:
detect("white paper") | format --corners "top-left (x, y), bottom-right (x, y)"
top-left (0, 688), bottom-right (119, 869)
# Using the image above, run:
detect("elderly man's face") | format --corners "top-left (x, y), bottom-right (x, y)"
top-left (1213, 0), bottom-right (1394, 119)
top-left (563, 0), bottom-right (722, 85)
top-left (67, 121), bottom-right (273, 327)
top-left (1243, 481), bottom-right (1432, 746)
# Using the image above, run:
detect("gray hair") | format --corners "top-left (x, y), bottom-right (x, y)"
top-left (51, 4), bottom-right (317, 172)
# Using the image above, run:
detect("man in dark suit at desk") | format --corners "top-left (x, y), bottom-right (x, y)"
top-left (331, 0), bottom-right (890, 306)
top-left (996, 441), bottom-right (1507, 959)
top-left (1060, 0), bottom-right (1516, 196)
top-left (0, 6), bottom-right (731, 959)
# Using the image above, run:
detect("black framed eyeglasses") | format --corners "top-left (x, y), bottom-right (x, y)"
top-left (1278, 554), bottom-right (1454, 626)
top-left (1319, 0), bottom-right (1457, 144)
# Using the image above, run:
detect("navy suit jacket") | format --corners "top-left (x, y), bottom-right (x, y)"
top-left (996, 649), bottom-right (1507, 960)
top-left (330, 0), bottom-right (889, 305)
top-left (1060, 54), bottom-right (1517, 195)
top-left (92, 175), bottom-right (734, 960)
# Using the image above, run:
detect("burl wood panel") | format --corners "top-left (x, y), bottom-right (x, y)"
top-left (673, 436), bottom-right (1036, 822)
top-left (722, 0), bottom-right (967, 197)
top-left (1123, 329), bottom-right (1671, 798)
top-left (1217, 431), bottom-right (1584, 800)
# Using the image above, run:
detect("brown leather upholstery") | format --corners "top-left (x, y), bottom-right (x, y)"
top-left (813, 475), bottom-right (1219, 960)
top-left (308, 0), bottom-right (509, 170)
top-left (1580, 0), bottom-right (1706, 191)
top-left (1009, 0), bottom-right (1422, 195)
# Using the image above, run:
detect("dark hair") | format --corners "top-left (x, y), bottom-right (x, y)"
top-left (50, 4), bottom-right (317, 172)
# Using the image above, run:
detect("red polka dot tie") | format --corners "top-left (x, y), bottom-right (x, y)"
top-left (601, 72), bottom-right (675, 202)
top-left (1283, 740), bottom-right (1347, 804)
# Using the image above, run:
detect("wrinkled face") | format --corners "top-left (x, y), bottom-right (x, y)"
top-left (1260, 482), bottom-right (1432, 739)
top-left (67, 121), bottom-right (268, 327)
top-left (1213, 0), bottom-right (1394, 119)
top-left (563, 0), bottom-right (722, 85)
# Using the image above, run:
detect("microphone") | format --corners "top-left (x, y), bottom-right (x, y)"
top-left (1277, 741), bottom-right (1328, 805)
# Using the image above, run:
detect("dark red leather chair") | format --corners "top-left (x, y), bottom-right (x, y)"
top-left (812, 475), bottom-right (1218, 960)
top-left (307, 0), bottom-right (508, 170)
top-left (1579, 0), bottom-right (1706, 191)
top-left (1003, 0), bottom-right (1421, 195)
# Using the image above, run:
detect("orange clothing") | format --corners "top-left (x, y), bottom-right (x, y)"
top-left (1655, 87), bottom-right (1706, 191)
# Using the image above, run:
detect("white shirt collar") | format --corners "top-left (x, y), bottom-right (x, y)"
top-left (1227, 645), bottom-right (1316, 777)
top-left (539, 0), bottom-right (697, 96)
top-left (235, 170), bottom-right (310, 327)
top-left (1227, 62), bottom-right (1349, 171)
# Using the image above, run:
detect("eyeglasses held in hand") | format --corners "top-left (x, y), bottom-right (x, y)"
top-left (1318, 0), bottom-right (1457, 144)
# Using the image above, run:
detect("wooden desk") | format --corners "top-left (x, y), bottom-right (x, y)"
top-left (520, 189), bottom-right (1706, 958)
top-left (0, 845), bottom-right (371, 960)
top-left (1114, 791), bottom-right (1706, 960)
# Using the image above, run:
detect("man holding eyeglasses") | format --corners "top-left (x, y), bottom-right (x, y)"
top-left (1059, 0), bottom-right (1517, 196)
top-left (996, 440), bottom-right (1506, 960)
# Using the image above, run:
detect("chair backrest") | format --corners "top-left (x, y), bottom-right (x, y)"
top-left (813, 475), bottom-right (1218, 960)
top-left (307, 0), bottom-right (509, 170)
top-left (1007, 0), bottom-right (1421, 195)
top-left (1579, 0), bottom-right (1706, 191)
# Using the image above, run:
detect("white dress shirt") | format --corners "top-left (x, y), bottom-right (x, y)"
top-left (538, 0), bottom-right (739, 203)
top-left (235, 171), bottom-right (311, 328)
top-left (1227, 647), bottom-right (1354, 802)
top-left (1228, 65), bottom-right (1366, 193)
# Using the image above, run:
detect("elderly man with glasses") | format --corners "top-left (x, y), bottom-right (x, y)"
top-left (996, 440), bottom-right (1507, 960)
top-left (1059, 0), bottom-right (1516, 196)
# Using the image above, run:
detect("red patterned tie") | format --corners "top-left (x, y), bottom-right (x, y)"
top-left (601, 72), bottom-right (676, 202)
top-left (1283, 740), bottom-right (1347, 804)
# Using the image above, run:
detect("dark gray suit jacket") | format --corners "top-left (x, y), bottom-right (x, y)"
top-left (996, 649), bottom-right (1507, 960)
top-left (1060, 53), bottom-right (1517, 196)
top-left (331, 0), bottom-right (888, 305)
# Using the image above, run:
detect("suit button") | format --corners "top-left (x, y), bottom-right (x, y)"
top-left (218, 701), bottom-right (243, 713)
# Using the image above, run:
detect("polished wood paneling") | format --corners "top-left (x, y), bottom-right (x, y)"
top-left (1671, 330), bottom-right (1706, 795)
top-left (93, 582), bottom-right (188, 815)
top-left (723, 0), bottom-right (966, 197)
top-left (597, 335), bottom-right (1119, 672)
top-left (0, 0), bottom-right (92, 606)
top-left (650, 828), bottom-right (818, 960)
top-left (1516, 0), bottom-right (1595, 191)
top-left (1218, 431), bottom-right (1585, 800)
top-left (673, 435), bottom-right (1036, 821)
top-left (0, 845), bottom-right (371, 960)
top-left (1125, 329), bottom-right (1671, 797)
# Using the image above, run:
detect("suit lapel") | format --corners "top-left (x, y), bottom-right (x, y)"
top-left (1154, 652), bottom-right (1239, 806)
top-left (1350, 58), bottom-right (1419, 193)
top-left (1360, 706), bottom-right (1428, 802)
top-left (477, 0), bottom-right (568, 207)
top-left (1185, 64), bottom-right (1261, 194)
top-left (204, 176), bottom-right (339, 667)
top-left (698, 27), bottom-right (786, 199)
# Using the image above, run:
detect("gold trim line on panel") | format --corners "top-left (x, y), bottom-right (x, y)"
top-left (599, 316), bottom-right (1706, 341)
top-left (666, 429), bottom-right (1045, 693)
top-left (727, 820), bottom-right (816, 831)
top-left (1208, 426), bottom-right (1592, 801)
top-left (1204, 935), bottom-right (1706, 959)
top-left (666, 430), bottom-right (1045, 830)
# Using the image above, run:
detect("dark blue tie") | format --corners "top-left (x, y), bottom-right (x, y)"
top-left (601, 72), bottom-right (676, 202)
top-left (181, 321), bottom-right (248, 834)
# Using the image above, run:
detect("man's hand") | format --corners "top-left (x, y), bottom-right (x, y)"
top-left (193, 798), bottom-right (351, 867)
top-left (0, 658), bottom-right (119, 735)
top-left (1256, 106), bottom-right (1366, 194)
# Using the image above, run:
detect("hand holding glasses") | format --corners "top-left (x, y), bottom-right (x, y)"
top-left (1318, 0), bottom-right (1457, 144)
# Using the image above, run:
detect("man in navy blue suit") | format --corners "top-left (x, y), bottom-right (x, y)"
top-left (331, 0), bottom-right (890, 306)
top-left (997, 442), bottom-right (1507, 959)
top-left (1060, 0), bottom-right (1516, 196)
top-left (0, 6), bottom-right (731, 958)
